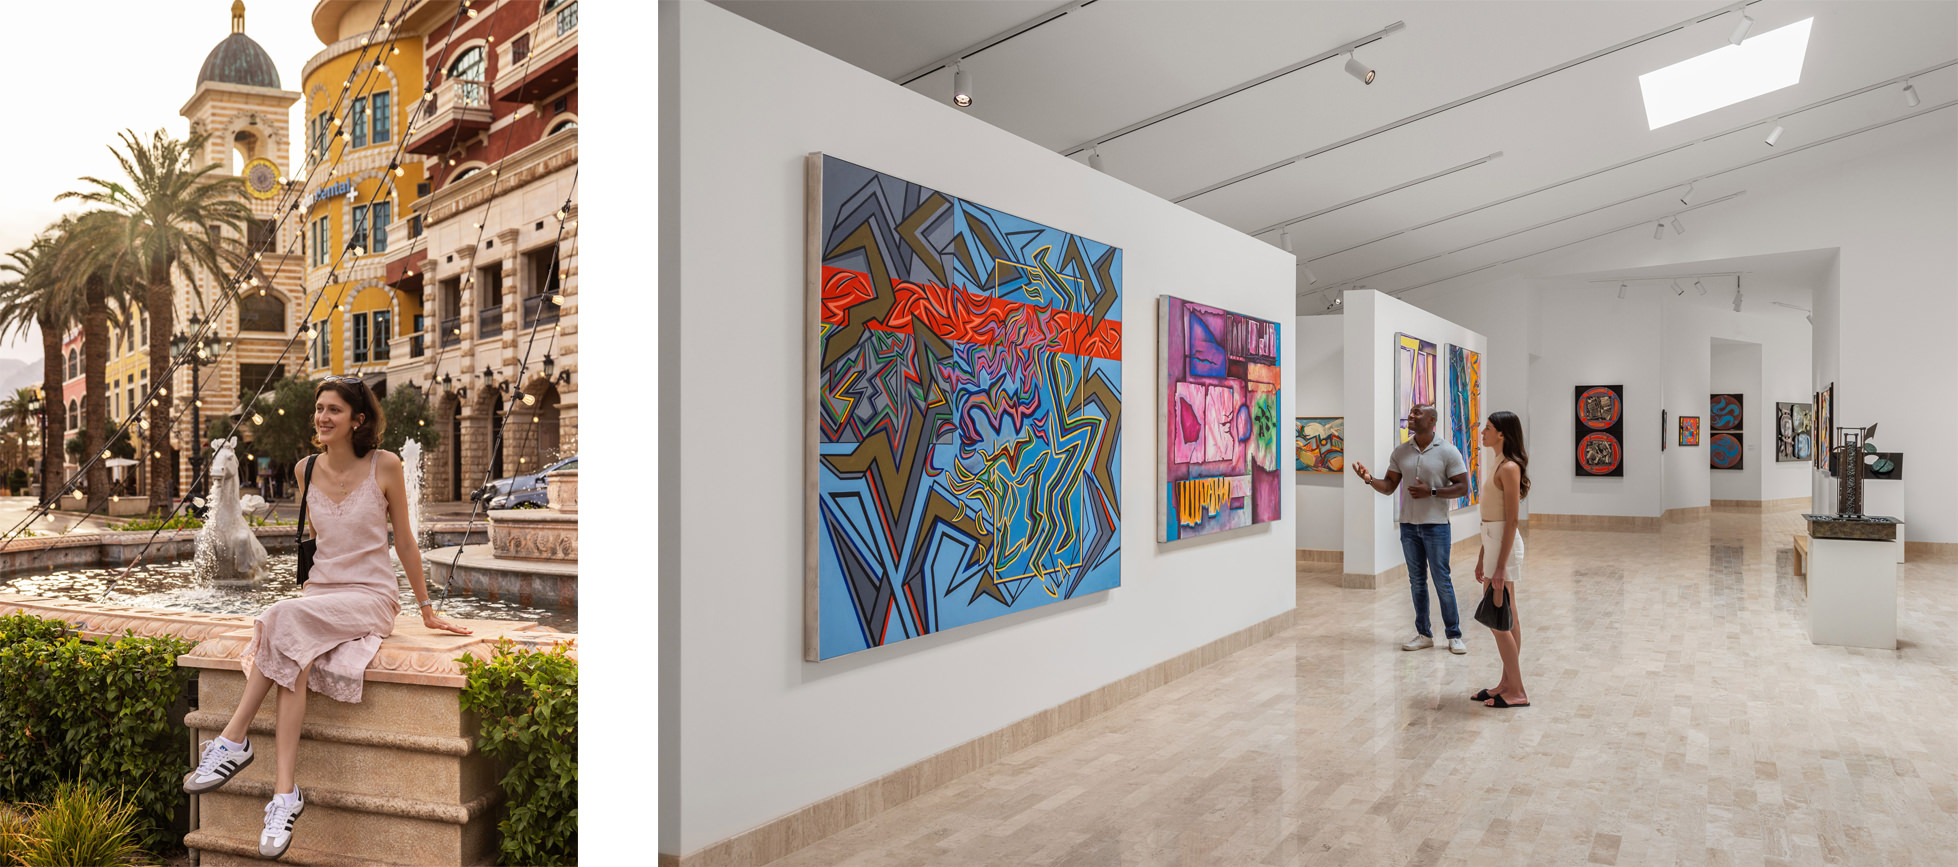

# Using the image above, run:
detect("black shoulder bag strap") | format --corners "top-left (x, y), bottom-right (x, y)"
top-left (295, 456), bottom-right (318, 585)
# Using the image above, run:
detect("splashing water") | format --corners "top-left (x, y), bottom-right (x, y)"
top-left (401, 439), bottom-right (427, 550)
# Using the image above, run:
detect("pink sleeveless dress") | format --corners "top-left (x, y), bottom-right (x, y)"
top-left (241, 452), bottom-right (401, 703)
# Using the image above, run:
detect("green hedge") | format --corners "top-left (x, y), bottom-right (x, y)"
top-left (459, 639), bottom-right (578, 866)
top-left (0, 614), bottom-right (196, 852)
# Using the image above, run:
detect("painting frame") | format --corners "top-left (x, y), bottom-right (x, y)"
top-left (1575, 384), bottom-right (1625, 477)
top-left (1445, 345), bottom-right (1481, 508)
top-left (1679, 416), bottom-right (1700, 447)
top-left (1395, 333), bottom-right (1438, 445)
top-left (1295, 417), bottom-right (1343, 474)
top-left (1160, 295), bottom-right (1282, 542)
top-left (805, 153), bottom-right (1124, 661)
top-left (1775, 401), bottom-right (1814, 462)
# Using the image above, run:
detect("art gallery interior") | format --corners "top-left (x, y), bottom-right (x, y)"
top-left (654, 2), bottom-right (1958, 864)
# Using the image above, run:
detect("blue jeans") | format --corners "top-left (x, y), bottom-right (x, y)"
top-left (1400, 522), bottom-right (1460, 639)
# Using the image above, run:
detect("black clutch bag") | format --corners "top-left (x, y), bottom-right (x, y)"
top-left (1474, 581), bottom-right (1513, 631)
top-left (295, 456), bottom-right (317, 586)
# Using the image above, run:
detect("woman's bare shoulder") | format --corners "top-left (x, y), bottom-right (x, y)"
top-left (373, 449), bottom-right (403, 469)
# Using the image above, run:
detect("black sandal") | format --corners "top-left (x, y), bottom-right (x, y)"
top-left (1485, 695), bottom-right (1530, 708)
top-left (1471, 689), bottom-right (1494, 702)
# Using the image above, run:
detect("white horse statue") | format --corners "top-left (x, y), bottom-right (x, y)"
top-left (198, 437), bottom-right (270, 585)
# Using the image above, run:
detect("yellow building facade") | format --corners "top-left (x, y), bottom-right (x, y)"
top-left (298, 1), bottom-right (429, 382)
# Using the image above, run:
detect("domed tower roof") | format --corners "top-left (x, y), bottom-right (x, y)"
top-left (197, 1), bottom-right (281, 90)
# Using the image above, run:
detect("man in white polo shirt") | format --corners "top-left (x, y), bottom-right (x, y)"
top-left (1352, 403), bottom-right (1472, 653)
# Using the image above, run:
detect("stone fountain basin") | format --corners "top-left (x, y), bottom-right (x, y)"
top-left (486, 508), bottom-right (577, 562)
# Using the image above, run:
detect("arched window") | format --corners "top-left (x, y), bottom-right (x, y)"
top-left (66, 349), bottom-right (77, 381)
top-left (449, 46), bottom-right (486, 107)
top-left (241, 291), bottom-right (287, 333)
top-left (66, 399), bottom-right (78, 431)
top-left (549, 119), bottom-right (577, 135)
top-left (452, 167), bottom-right (481, 181)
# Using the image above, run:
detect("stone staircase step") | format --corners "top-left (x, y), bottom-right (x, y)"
top-left (186, 712), bottom-right (496, 803)
top-left (193, 782), bottom-right (499, 866)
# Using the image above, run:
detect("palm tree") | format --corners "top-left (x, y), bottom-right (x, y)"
top-left (45, 213), bottom-right (142, 511)
top-left (0, 227), bottom-right (83, 505)
top-left (58, 128), bottom-right (253, 511)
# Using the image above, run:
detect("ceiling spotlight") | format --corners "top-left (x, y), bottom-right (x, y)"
top-left (1279, 226), bottom-right (1294, 253)
top-left (951, 62), bottom-right (973, 108)
top-left (1729, 10), bottom-right (1753, 45)
top-left (1733, 289), bottom-right (1744, 312)
top-left (1088, 147), bottom-right (1104, 172)
top-left (1302, 263), bottom-right (1319, 285)
top-left (1653, 222), bottom-right (1667, 240)
top-left (1671, 279), bottom-right (1685, 296)
top-left (1765, 123), bottom-right (1783, 147)
top-left (1694, 279), bottom-right (1707, 295)
top-left (1617, 283), bottom-right (1627, 299)
top-left (1326, 287), bottom-right (1345, 311)
top-left (1668, 215), bottom-right (1685, 235)
top-left (1343, 52), bottom-right (1375, 85)
top-left (1903, 80), bottom-right (1921, 108)
top-left (1678, 182), bottom-right (1696, 205)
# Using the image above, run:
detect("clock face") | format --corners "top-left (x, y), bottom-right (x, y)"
top-left (244, 158), bottom-right (281, 200)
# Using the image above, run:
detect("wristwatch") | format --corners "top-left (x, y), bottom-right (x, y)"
top-left (418, 599), bottom-right (434, 609)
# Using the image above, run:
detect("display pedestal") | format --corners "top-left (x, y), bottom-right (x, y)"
top-left (1805, 516), bottom-right (1899, 650)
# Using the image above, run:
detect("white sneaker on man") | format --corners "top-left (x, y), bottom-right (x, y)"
top-left (1449, 637), bottom-right (1468, 654)
top-left (260, 788), bottom-right (304, 860)
top-left (1401, 634), bottom-right (1434, 651)
top-left (183, 737), bottom-right (253, 794)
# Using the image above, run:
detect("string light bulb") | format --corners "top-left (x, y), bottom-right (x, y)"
top-left (278, 408), bottom-right (286, 415)
top-left (521, 393), bottom-right (536, 406)
top-left (252, 413), bottom-right (264, 425)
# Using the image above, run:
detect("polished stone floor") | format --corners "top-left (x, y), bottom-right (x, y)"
top-left (771, 509), bottom-right (1958, 866)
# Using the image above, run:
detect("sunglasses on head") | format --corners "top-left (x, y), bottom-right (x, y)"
top-left (322, 374), bottom-right (363, 384)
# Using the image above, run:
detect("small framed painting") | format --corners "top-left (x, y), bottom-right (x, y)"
top-left (1679, 416), bottom-right (1700, 447)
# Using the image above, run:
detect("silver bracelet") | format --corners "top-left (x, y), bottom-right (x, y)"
top-left (418, 599), bottom-right (433, 609)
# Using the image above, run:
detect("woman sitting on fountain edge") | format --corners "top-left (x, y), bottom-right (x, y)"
top-left (182, 375), bottom-right (472, 861)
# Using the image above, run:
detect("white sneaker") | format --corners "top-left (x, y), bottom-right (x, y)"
top-left (1449, 637), bottom-right (1468, 654)
top-left (1401, 634), bottom-right (1434, 651)
top-left (259, 788), bottom-right (304, 860)
top-left (183, 737), bottom-right (253, 794)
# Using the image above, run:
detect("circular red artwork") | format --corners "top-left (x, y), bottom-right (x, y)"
top-left (1578, 432), bottom-right (1622, 475)
top-left (1578, 386), bottom-right (1621, 430)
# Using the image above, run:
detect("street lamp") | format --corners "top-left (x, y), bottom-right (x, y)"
top-left (174, 314), bottom-right (223, 505)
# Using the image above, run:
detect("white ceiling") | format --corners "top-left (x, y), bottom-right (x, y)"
top-left (716, 1), bottom-right (1958, 314)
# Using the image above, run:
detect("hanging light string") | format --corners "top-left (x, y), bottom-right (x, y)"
top-left (0, 0), bottom-right (456, 584)
top-left (431, 174), bottom-right (577, 609)
top-left (82, 0), bottom-right (494, 597)
top-left (0, 0), bottom-right (408, 568)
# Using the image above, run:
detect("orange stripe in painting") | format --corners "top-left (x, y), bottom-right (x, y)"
top-left (821, 266), bottom-right (1121, 361)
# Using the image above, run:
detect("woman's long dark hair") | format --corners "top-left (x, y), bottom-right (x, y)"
top-left (1486, 410), bottom-right (1530, 499)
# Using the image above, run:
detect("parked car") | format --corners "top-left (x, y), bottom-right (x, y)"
top-left (478, 455), bottom-right (578, 508)
top-left (477, 454), bottom-right (575, 508)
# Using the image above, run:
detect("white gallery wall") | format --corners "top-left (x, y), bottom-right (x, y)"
top-left (664, 1), bottom-right (1297, 855)
top-left (1342, 291), bottom-right (1488, 577)
top-left (1403, 117), bottom-right (1954, 538)
top-left (1294, 315), bottom-right (1343, 551)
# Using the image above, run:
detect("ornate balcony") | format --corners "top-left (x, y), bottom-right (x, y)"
top-left (494, 4), bottom-right (578, 104)
top-left (403, 80), bottom-right (494, 156)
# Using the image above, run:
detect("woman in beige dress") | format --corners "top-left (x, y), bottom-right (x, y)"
top-left (1473, 410), bottom-right (1531, 708)
top-left (182, 377), bottom-right (470, 860)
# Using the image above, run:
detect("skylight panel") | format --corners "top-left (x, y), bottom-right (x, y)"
top-left (1639, 17), bottom-right (1813, 130)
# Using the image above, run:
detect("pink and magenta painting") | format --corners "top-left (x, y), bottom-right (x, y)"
top-left (1158, 295), bottom-right (1281, 541)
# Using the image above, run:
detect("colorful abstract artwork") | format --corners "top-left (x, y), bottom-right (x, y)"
top-left (806, 155), bottom-right (1122, 661)
top-left (1815, 383), bottom-right (1833, 472)
top-left (1710, 393), bottom-right (1743, 470)
top-left (1295, 417), bottom-right (1343, 473)
top-left (1776, 401), bottom-right (1813, 462)
top-left (1710, 394), bottom-right (1743, 431)
top-left (1679, 416), bottom-right (1700, 447)
top-left (1575, 384), bottom-right (1624, 477)
top-left (1445, 345), bottom-right (1481, 508)
top-left (1395, 333), bottom-right (1437, 444)
top-left (1160, 295), bottom-right (1281, 541)
top-left (1710, 432), bottom-right (1743, 470)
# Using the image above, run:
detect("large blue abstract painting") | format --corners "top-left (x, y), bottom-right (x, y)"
top-left (806, 154), bottom-right (1123, 661)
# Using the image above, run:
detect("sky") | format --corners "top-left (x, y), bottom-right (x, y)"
top-left (0, 0), bottom-right (324, 364)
